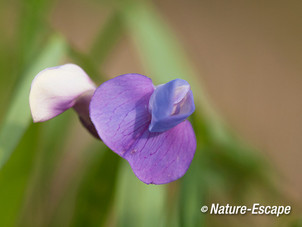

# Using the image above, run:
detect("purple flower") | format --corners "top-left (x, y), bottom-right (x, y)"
top-left (90, 74), bottom-right (196, 184)
top-left (30, 65), bottom-right (196, 184)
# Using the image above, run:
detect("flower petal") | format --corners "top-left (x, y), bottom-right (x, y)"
top-left (124, 120), bottom-right (196, 184)
top-left (90, 74), bottom-right (196, 184)
top-left (90, 74), bottom-right (154, 154)
top-left (148, 79), bottom-right (195, 132)
top-left (29, 64), bottom-right (96, 122)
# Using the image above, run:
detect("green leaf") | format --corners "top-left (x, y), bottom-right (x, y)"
top-left (70, 147), bottom-right (120, 227)
top-left (115, 162), bottom-right (166, 227)
top-left (0, 123), bottom-right (41, 227)
top-left (90, 12), bottom-right (124, 66)
top-left (179, 156), bottom-right (205, 227)
top-left (0, 35), bottom-right (67, 169)
top-left (18, 0), bottom-right (54, 67)
top-left (17, 111), bottom-right (74, 227)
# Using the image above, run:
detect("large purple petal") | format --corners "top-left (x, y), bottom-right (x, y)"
top-left (90, 74), bottom-right (196, 184)
top-left (90, 74), bottom-right (154, 154)
top-left (124, 120), bottom-right (196, 184)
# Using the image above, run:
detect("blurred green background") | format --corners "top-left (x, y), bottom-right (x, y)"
top-left (0, 0), bottom-right (301, 226)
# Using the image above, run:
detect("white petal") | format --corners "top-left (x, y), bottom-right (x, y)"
top-left (29, 63), bottom-right (96, 122)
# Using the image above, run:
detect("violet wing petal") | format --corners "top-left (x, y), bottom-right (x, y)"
top-left (90, 74), bottom-right (196, 184)
top-left (148, 79), bottom-right (195, 132)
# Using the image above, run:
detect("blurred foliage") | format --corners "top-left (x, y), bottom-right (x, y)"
top-left (71, 146), bottom-right (120, 227)
top-left (0, 124), bottom-right (40, 227)
top-left (0, 36), bottom-right (67, 169)
top-left (0, 0), bottom-right (298, 227)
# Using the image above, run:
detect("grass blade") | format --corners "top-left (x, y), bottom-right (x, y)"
top-left (0, 124), bottom-right (41, 227)
top-left (90, 12), bottom-right (124, 65)
top-left (115, 162), bottom-right (166, 227)
top-left (0, 35), bottom-right (67, 169)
